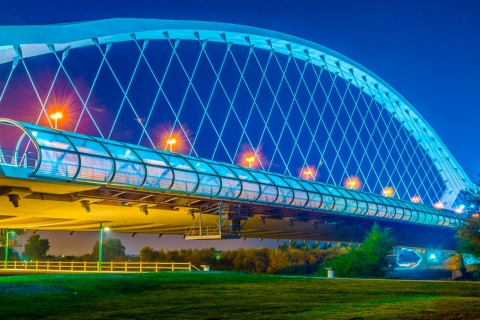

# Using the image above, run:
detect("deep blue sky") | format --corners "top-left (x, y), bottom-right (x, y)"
top-left (2, 0), bottom-right (479, 254)
top-left (2, 0), bottom-right (479, 180)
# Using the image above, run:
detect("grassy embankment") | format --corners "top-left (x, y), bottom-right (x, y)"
top-left (0, 271), bottom-right (479, 319)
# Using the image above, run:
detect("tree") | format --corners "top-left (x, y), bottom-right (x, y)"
top-left (139, 246), bottom-right (156, 262)
top-left (92, 238), bottom-right (126, 262)
top-left (457, 217), bottom-right (480, 258)
top-left (24, 234), bottom-right (50, 260)
top-left (326, 223), bottom-right (396, 278)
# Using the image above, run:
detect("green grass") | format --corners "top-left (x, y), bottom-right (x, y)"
top-left (0, 272), bottom-right (479, 319)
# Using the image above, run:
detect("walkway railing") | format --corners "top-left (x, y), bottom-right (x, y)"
top-left (0, 260), bottom-right (200, 272)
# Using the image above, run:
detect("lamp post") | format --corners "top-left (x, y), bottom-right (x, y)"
top-left (246, 156), bottom-right (255, 168)
top-left (4, 227), bottom-right (8, 270)
top-left (304, 169), bottom-right (313, 180)
top-left (50, 112), bottom-right (63, 129)
top-left (166, 138), bottom-right (177, 152)
top-left (98, 224), bottom-right (109, 272)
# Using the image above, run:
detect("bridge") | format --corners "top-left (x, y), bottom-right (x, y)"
top-left (0, 19), bottom-right (473, 250)
top-left (0, 119), bottom-right (462, 248)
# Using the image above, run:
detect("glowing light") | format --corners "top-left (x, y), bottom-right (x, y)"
top-left (303, 169), bottom-right (313, 180)
top-left (236, 143), bottom-right (268, 169)
top-left (166, 138), bottom-right (177, 152)
top-left (434, 202), bottom-right (444, 210)
top-left (245, 155), bottom-right (255, 168)
top-left (104, 227), bottom-right (110, 232)
top-left (429, 254), bottom-right (436, 259)
top-left (411, 195), bottom-right (421, 203)
top-left (31, 131), bottom-right (38, 137)
top-left (472, 213), bottom-right (479, 218)
top-left (455, 208), bottom-right (463, 214)
top-left (344, 176), bottom-right (361, 189)
top-left (382, 187), bottom-right (394, 197)
top-left (460, 204), bottom-right (465, 209)
top-left (125, 149), bottom-right (131, 155)
top-left (50, 112), bottom-right (63, 129)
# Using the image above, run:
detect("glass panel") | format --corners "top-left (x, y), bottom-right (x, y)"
top-left (411, 210), bottom-right (419, 223)
top-left (291, 190), bottom-right (308, 207)
top-left (393, 207), bottom-right (404, 220)
top-left (103, 143), bottom-right (141, 162)
top-left (312, 183), bottom-right (332, 195)
top-left (238, 181), bottom-right (260, 200)
top-left (332, 197), bottom-right (346, 212)
top-left (356, 201), bottom-right (368, 215)
top-left (319, 194), bottom-right (335, 211)
top-left (326, 186), bottom-right (342, 197)
top-left (231, 168), bottom-right (256, 182)
top-left (297, 180), bottom-right (318, 192)
top-left (196, 174), bottom-right (221, 197)
top-left (257, 184), bottom-right (278, 203)
top-left (210, 164), bottom-right (237, 178)
top-left (275, 187), bottom-right (294, 205)
top-left (37, 150), bottom-right (78, 179)
top-left (170, 170), bottom-right (198, 193)
top-left (111, 160), bottom-right (145, 186)
top-left (366, 202), bottom-right (378, 216)
top-left (431, 214), bottom-right (440, 226)
top-left (250, 171), bottom-right (273, 185)
top-left (424, 213), bottom-right (433, 225)
top-left (218, 177), bottom-right (241, 198)
top-left (31, 130), bottom-right (75, 151)
top-left (335, 188), bottom-right (354, 199)
top-left (162, 154), bottom-right (194, 171)
top-left (417, 211), bottom-right (426, 224)
top-left (283, 177), bottom-right (304, 190)
top-left (345, 198), bottom-right (358, 214)
top-left (135, 150), bottom-right (169, 167)
top-left (76, 155), bottom-right (113, 182)
top-left (377, 204), bottom-right (387, 218)
top-left (267, 174), bottom-right (290, 188)
top-left (186, 159), bottom-right (216, 175)
top-left (67, 137), bottom-right (110, 157)
top-left (143, 165), bottom-right (173, 190)
top-left (305, 192), bottom-right (322, 209)
top-left (402, 209), bottom-right (412, 221)
top-left (386, 206), bottom-right (396, 219)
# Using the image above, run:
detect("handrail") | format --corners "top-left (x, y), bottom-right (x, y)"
top-left (0, 260), bottom-right (201, 272)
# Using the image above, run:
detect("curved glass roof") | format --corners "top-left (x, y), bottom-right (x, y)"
top-left (0, 118), bottom-right (462, 229)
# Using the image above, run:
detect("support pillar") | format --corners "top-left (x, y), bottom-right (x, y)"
top-left (98, 222), bottom-right (103, 272)
top-left (4, 227), bottom-right (9, 269)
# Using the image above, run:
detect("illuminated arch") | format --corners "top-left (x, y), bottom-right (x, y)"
top-left (0, 18), bottom-right (472, 208)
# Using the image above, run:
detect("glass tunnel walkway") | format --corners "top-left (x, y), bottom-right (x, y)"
top-left (0, 118), bottom-right (462, 229)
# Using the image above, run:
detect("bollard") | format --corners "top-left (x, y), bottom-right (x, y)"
top-left (325, 268), bottom-right (335, 278)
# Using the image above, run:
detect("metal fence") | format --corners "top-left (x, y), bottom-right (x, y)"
top-left (0, 260), bottom-right (200, 272)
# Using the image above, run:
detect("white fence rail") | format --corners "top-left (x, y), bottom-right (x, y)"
top-left (0, 261), bottom-right (200, 272)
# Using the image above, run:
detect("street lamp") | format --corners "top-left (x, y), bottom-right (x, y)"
top-left (411, 195), bottom-right (421, 203)
top-left (382, 187), bottom-right (394, 197)
top-left (434, 202), bottom-right (444, 210)
top-left (98, 223), bottom-right (110, 272)
top-left (246, 155), bottom-right (255, 168)
top-left (166, 138), bottom-right (177, 152)
top-left (50, 112), bottom-right (63, 129)
top-left (345, 177), bottom-right (360, 189)
top-left (303, 169), bottom-right (313, 180)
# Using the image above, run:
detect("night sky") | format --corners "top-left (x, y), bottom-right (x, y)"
top-left (2, 0), bottom-right (479, 255)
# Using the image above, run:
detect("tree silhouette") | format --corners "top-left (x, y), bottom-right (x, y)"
top-left (24, 234), bottom-right (50, 260)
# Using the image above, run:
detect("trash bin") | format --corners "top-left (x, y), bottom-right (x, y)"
top-left (325, 268), bottom-right (335, 278)
top-left (200, 265), bottom-right (210, 271)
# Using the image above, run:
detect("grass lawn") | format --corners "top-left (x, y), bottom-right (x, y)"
top-left (0, 271), bottom-right (479, 319)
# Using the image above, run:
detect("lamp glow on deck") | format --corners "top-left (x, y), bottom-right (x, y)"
top-left (303, 169), bottom-right (313, 180)
top-left (411, 195), bottom-right (421, 203)
top-left (344, 176), bottom-right (361, 189)
top-left (382, 187), bottom-right (394, 197)
top-left (245, 155), bottom-right (255, 168)
top-left (434, 202), bottom-right (444, 210)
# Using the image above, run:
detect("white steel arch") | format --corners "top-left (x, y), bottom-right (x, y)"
top-left (0, 18), bottom-right (472, 208)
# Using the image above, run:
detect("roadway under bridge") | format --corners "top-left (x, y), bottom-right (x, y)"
top-left (0, 119), bottom-right (462, 249)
